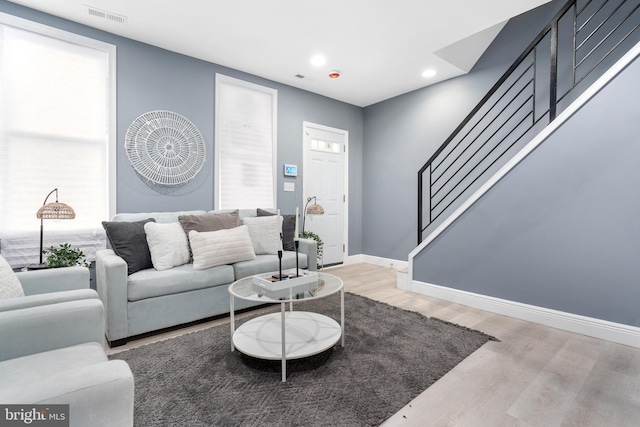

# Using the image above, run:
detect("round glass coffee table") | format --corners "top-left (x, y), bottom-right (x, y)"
top-left (228, 271), bottom-right (344, 382)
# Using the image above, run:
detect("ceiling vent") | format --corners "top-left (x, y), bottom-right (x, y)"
top-left (85, 5), bottom-right (127, 24)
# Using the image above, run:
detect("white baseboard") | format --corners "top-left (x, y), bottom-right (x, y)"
top-left (412, 280), bottom-right (640, 349)
top-left (396, 270), bottom-right (409, 290)
top-left (345, 254), bottom-right (408, 271)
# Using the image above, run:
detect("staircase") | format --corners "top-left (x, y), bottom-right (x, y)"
top-left (417, 0), bottom-right (640, 244)
top-left (409, 0), bottom-right (640, 348)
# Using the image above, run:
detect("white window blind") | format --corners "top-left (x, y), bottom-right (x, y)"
top-left (215, 74), bottom-right (277, 209)
top-left (0, 15), bottom-right (115, 267)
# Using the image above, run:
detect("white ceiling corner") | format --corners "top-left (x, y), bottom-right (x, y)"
top-left (6, 0), bottom-right (552, 107)
top-left (434, 20), bottom-right (508, 73)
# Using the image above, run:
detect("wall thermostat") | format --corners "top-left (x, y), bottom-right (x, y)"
top-left (284, 164), bottom-right (298, 177)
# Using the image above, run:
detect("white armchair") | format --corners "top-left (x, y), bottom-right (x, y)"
top-left (0, 266), bottom-right (134, 427)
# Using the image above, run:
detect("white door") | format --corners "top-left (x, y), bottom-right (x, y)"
top-left (303, 122), bottom-right (348, 266)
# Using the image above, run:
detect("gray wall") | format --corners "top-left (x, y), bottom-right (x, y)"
top-left (361, 0), bottom-right (564, 260)
top-left (0, 0), bottom-right (364, 255)
top-left (414, 54), bottom-right (640, 327)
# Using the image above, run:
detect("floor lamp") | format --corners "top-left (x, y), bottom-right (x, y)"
top-left (33, 188), bottom-right (76, 269)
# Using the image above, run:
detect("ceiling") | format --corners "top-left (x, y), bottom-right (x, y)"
top-left (8, 0), bottom-right (552, 107)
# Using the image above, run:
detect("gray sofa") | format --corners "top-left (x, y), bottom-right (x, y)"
top-left (96, 209), bottom-right (317, 346)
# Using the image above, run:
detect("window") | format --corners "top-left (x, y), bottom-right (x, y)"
top-left (0, 14), bottom-right (115, 267)
top-left (215, 74), bottom-right (277, 209)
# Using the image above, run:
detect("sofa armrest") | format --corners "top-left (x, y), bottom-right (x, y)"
top-left (0, 299), bottom-right (105, 362)
top-left (95, 249), bottom-right (129, 344)
top-left (16, 266), bottom-right (90, 295)
top-left (5, 360), bottom-right (134, 427)
top-left (297, 238), bottom-right (317, 271)
top-left (0, 289), bottom-right (98, 313)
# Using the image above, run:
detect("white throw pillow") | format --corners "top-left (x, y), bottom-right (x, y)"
top-left (189, 226), bottom-right (256, 270)
top-left (0, 255), bottom-right (24, 300)
top-left (144, 222), bottom-right (190, 271)
top-left (241, 215), bottom-right (283, 255)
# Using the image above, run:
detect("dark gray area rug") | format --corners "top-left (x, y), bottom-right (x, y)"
top-left (110, 292), bottom-right (496, 426)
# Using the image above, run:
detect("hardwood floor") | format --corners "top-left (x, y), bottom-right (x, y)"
top-left (108, 263), bottom-right (640, 426)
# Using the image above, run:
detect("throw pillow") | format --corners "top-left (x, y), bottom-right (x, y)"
top-left (188, 226), bottom-right (256, 270)
top-left (241, 215), bottom-right (283, 255)
top-left (144, 222), bottom-right (190, 271)
top-left (178, 210), bottom-right (241, 261)
top-left (257, 208), bottom-right (297, 251)
top-left (102, 218), bottom-right (156, 275)
top-left (0, 255), bottom-right (24, 300)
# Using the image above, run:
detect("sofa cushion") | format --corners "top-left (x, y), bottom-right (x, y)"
top-left (189, 226), bottom-right (256, 270)
top-left (257, 208), bottom-right (297, 251)
top-left (102, 218), bottom-right (156, 275)
top-left (126, 263), bottom-right (235, 302)
top-left (233, 251), bottom-right (308, 280)
top-left (111, 210), bottom-right (206, 224)
top-left (144, 222), bottom-right (190, 271)
top-left (0, 255), bottom-right (24, 300)
top-left (208, 209), bottom-right (260, 220)
top-left (179, 210), bottom-right (241, 261)
top-left (179, 210), bottom-right (240, 234)
top-left (241, 215), bottom-right (283, 255)
top-left (0, 342), bottom-right (106, 393)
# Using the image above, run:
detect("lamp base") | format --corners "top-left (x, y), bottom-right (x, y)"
top-left (26, 263), bottom-right (48, 271)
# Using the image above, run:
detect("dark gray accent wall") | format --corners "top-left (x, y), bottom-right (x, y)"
top-left (414, 54), bottom-right (640, 327)
top-left (0, 0), bottom-right (364, 255)
top-left (361, 0), bottom-right (565, 260)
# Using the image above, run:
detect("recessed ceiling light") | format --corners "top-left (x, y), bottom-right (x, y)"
top-left (422, 69), bottom-right (437, 78)
top-left (310, 55), bottom-right (326, 67)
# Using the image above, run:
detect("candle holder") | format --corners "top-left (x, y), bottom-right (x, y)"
top-left (294, 239), bottom-right (300, 277)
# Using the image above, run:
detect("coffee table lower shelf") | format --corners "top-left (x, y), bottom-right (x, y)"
top-left (232, 311), bottom-right (342, 380)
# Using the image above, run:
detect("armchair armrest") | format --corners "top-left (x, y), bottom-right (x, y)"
top-left (16, 266), bottom-right (90, 295)
top-left (0, 299), bottom-right (105, 362)
top-left (95, 249), bottom-right (129, 344)
top-left (0, 289), bottom-right (98, 313)
top-left (297, 238), bottom-right (317, 271)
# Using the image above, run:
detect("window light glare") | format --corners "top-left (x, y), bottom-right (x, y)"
top-left (310, 55), bottom-right (326, 67)
top-left (422, 69), bottom-right (437, 78)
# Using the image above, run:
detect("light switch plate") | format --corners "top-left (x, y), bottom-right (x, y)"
top-left (284, 182), bottom-right (295, 192)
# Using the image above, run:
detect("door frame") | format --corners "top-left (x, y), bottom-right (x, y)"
top-left (302, 121), bottom-right (349, 265)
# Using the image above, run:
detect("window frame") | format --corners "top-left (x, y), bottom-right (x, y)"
top-left (214, 73), bottom-right (278, 210)
top-left (0, 12), bottom-right (116, 266)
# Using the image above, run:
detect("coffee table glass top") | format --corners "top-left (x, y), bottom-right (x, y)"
top-left (228, 271), bottom-right (343, 303)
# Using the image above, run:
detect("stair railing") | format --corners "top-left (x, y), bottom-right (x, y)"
top-left (418, 0), bottom-right (640, 244)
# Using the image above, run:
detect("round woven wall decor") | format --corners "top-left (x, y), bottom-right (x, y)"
top-left (125, 110), bottom-right (206, 186)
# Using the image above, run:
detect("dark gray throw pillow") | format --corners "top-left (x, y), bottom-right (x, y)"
top-left (256, 208), bottom-right (296, 251)
top-left (102, 218), bottom-right (156, 275)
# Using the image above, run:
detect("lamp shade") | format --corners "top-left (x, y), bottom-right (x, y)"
top-left (306, 203), bottom-right (324, 215)
top-left (37, 202), bottom-right (76, 220)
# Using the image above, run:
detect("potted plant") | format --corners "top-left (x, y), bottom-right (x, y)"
top-left (301, 230), bottom-right (323, 270)
top-left (43, 243), bottom-right (90, 268)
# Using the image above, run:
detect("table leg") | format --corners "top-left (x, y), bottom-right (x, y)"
top-left (340, 287), bottom-right (345, 347)
top-left (281, 302), bottom-right (286, 382)
top-left (230, 294), bottom-right (235, 352)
